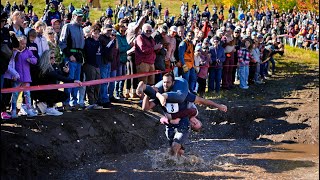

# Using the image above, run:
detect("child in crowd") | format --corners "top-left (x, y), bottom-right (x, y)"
top-left (10, 35), bottom-right (38, 118)
top-left (34, 21), bottom-right (49, 57)
top-left (26, 29), bottom-right (40, 60)
top-left (83, 25), bottom-right (103, 110)
top-left (237, 38), bottom-right (255, 89)
top-left (196, 43), bottom-right (211, 97)
top-left (26, 28), bottom-right (40, 114)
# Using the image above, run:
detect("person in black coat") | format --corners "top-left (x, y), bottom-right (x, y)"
top-left (1, 12), bottom-right (19, 119)
top-left (32, 50), bottom-right (82, 115)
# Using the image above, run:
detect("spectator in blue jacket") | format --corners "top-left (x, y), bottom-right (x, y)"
top-left (208, 36), bottom-right (225, 93)
top-left (43, 1), bottom-right (61, 26)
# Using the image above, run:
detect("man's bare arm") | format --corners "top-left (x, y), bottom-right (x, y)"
top-left (194, 96), bottom-right (228, 112)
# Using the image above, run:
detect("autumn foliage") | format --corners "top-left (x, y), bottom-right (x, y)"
top-left (217, 0), bottom-right (319, 13)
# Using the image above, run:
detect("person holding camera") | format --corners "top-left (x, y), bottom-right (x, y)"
top-left (32, 50), bottom-right (82, 116)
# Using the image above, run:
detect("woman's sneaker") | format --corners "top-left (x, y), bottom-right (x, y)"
top-left (1, 112), bottom-right (11, 120)
top-left (36, 102), bottom-right (47, 114)
top-left (45, 107), bottom-right (63, 116)
top-left (18, 104), bottom-right (28, 116)
top-left (27, 109), bottom-right (37, 117)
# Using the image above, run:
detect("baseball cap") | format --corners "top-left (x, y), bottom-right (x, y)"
top-left (216, 29), bottom-right (223, 34)
top-left (72, 9), bottom-right (84, 16)
top-left (210, 36), bottom-right (220, 44)
top-left (234, 27), bottom-right (241, 33)
top-left (203, 37), bottom-right (210, 44)
top-left (51, 18), bottom-right (61, 25)
top-left (160, 24), bottom-right (168, 33)
top-left (104, 24), bottom-right (113, 30)
top-left (169, 25), bottom-right (177, 32)
top-left (257, 34), bottom-right (264, 38)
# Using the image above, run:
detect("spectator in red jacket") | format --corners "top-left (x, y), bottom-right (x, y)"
top-left (135, 23), bottom-right (162, 85)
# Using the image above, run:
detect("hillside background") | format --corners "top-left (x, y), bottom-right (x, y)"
top-left (4, 0), bottom-right (319, 23)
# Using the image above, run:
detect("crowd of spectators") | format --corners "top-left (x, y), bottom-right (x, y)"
top-left (0, 0), bottom-right (319, 119)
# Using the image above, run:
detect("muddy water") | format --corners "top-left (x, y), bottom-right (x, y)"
top-left (58, 140), bottom-right (319, 179)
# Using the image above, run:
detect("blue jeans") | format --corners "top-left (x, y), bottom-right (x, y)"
top-left (289, 38), bottom-right (295, 47)
top-left (11, 82), bottom-right (31, 111)
top-left (261, 62), bottom-right (268, 78)
top-left (268, 56), bottom-right (275, 73)
top-left (115, 62), bottom-right (126, 97)
top-left (99, 63), bottom-right (111, 103)
top-left (255, 63), bottom-right (261, 82)
top-left (108, 70), bottom-right (117, 98)
top-left (208, 67), bottom-right (222, 93)
top-left (238, 65), bottom-right (249, 88)
top-left (78, 72), bottom-right (86, 106)
top-left (64, 59), bottom-right (81, 106)
top-left (182, 67), bottom-right (197, 92)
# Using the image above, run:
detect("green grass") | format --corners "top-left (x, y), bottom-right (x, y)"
top-left (282, 45), bottom-right (319, 67)
top-left (7, 0), bottom-right (222, 23)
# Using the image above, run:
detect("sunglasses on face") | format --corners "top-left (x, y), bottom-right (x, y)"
top-left (50, 56), bottom-right (55, 59)
top-left (145, 30), bottom-right (152, 33)
top-left (48, 32), bottom-right (54, 35)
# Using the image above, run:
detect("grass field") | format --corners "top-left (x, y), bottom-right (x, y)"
top-left (6, 0), bottom-right (224, 22)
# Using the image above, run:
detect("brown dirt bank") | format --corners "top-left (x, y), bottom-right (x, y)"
top-left (1, 67), bottom-right (318, 179)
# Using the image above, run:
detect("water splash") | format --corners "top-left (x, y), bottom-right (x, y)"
top-left (144, 149), bottom-right (210, 171)
top-left (144, 149), bottom-right (239, 172)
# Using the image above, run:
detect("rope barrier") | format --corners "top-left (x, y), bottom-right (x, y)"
top-left (1, 70), bottom-right (166, 94)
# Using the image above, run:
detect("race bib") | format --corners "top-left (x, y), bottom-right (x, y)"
top-left (165, 103), bottom-right (179, 113)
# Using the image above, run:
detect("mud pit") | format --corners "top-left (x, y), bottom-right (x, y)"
top-left (1, 68), bottom-right (319, 179)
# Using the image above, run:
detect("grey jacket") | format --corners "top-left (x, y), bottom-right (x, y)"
top-left (59, 21), bottom-right (85, 62)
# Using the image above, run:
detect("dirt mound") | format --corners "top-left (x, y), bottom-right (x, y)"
top-left (1, 103), bottom-right (165, 178)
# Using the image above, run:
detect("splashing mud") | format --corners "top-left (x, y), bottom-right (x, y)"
top-left (145, 149), bottom-right (206, 171)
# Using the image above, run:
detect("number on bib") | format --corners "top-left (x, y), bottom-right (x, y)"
top-left (165, 103), bottom-right (179, 113)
